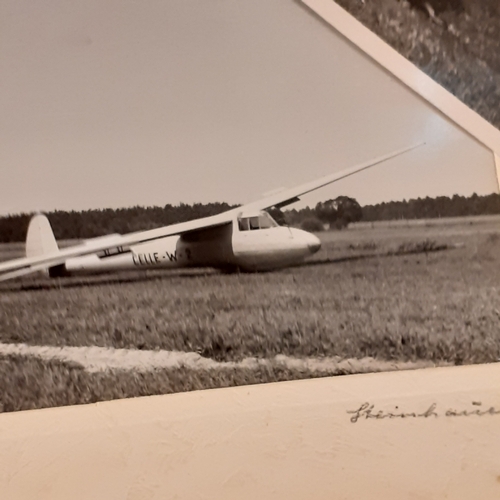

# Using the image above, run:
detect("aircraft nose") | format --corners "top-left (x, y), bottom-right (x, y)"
top-left (307, 234), bottom-right (321, 254)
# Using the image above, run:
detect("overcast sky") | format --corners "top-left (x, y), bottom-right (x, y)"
top-left (1, 0), bottom-right (498, 215)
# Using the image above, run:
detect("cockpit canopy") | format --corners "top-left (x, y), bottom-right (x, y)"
top-left (237, 211), bottom-right (279, 231)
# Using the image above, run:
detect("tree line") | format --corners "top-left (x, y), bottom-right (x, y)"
top-left (0, 202), bottom-right (237, 243)
top-left (1, 192), bottom-right (499, 243)
top-left (361, 193), bottom-right (500, 221)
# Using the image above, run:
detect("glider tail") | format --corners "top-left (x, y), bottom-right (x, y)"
top-left (25, 214), bottom-right (59, 259)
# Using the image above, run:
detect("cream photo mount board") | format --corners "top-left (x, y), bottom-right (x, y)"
top-left (301, 0), bottom-right (500, 190)
top-left (1, 363), bottom-right (499, 500)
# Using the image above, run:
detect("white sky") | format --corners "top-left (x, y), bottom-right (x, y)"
top-left (0, 0), bottom-right (498, 215)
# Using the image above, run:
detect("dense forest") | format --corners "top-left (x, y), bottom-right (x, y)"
top-left (286, 193), bottom-right (500, 229)
top-left (0, 203), bottom-right (237, 243)
top-left (361, 193), bottom-right (500, 220)
top-left (1, 192), bottom-right (499, 243)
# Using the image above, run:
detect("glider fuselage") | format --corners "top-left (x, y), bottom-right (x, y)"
top-left (57, 212), bottom-right (321, 276)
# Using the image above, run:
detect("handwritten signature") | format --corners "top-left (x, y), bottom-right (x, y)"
top-left (347, 401), bottom-right (500, 423)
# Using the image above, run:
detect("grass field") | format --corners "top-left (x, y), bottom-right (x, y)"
top-left (0, 215), bottom-right (499, 413)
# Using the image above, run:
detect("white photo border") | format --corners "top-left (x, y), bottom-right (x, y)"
top-left (301, 0), bottom-right (500, 192)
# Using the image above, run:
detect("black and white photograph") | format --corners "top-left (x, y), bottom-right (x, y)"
top-left (0, 0), bottom-right (499, 416)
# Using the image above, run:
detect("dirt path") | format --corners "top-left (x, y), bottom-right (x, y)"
top-left (0, 342), bottom-right (449, 374)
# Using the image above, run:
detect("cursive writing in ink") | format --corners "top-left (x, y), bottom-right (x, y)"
top-left (347, 401), bottom-right (500, 423)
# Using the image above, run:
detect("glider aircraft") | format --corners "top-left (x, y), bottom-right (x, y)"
top-left (0, 144), bottom-right (422, 282)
